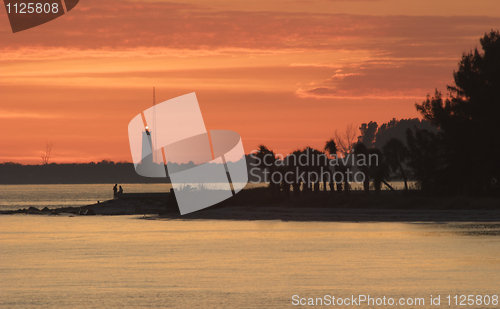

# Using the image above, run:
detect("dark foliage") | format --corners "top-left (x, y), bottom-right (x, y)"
top-left (414, 30), bottom-right (500, 195)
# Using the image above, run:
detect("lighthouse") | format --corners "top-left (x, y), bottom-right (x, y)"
top-left (141, 126), bottom-right (153, 165)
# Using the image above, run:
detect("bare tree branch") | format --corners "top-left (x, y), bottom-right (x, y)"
top-left (41, 140), bottom-right (54, 165)
top-left (334, 123), bottom-right (359, 156)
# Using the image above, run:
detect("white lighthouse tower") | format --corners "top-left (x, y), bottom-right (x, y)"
top-left (141, 126), bottom-right (153, 166)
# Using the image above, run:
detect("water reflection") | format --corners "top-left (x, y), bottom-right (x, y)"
top-left (430, 223), bottom-right (500, 236)
top-left (1, 217), bottom-right (499, 309)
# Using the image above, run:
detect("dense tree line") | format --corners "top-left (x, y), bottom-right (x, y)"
top-left (0, 161), bottom-right (168, 184)
top-left (410, 30), bottom-right (500, 195)
top-left (255, 31), bottom-right (500, 197)
top-left (0, 156), bottom-right (264, 184)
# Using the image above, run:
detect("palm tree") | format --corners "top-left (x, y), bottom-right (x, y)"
top-left (354, 142), bottom-right (370, 194)
top-left (255, 145), bottom-right (278, 194)
top-left (335, 163), bottom-right (347, 194)
top-left (324, 139), bottom-right (338, 193)
top-left (369, 148), bottom-right (388, 195)
top-left (324, 139), bottom-right (337, 158)
top-left (301, 147), bottom-right (313, 195)
top-left (383, 138), bottom-right (409, 191)
top-left (278, 164), bottom-right (292, 199)
top-left (309, 148), bottom-right (324, 194)
top-left (287, 149), bottom-right (303, 196)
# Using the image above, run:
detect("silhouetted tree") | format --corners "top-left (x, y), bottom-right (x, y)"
top-left (369, 148), bottom-right (388, 195)
top-left (354, 143), bottom-right (370, 194)
top-left (372, 118), bottom-right (437, 150)
top-left (287, 149), bottom-right (303, 196)
top-left (300, 147), bottom-right (314, 195)
top-left (415, 30), bottom-right (500, 194)
top-left (41, 140), bottom-right (54, 165)
top-left (405, 128), bottom-right (447, 193)
top-left (324, 138), bottom-right (338, 193)
top-left (335, 162), bottom-right (348, 194)
top-left (334, 124), bottom-right (358, 156)
top-left (358, 121), bottom-right (378, 147)
top-left (279, 165), bottom-right (292, 199)
top-left (383, 138), bottom-right (410, 191)
top-left (308, 147), bottom-right (326, 194)
top-left (255, 145), bottom-right (279, 194)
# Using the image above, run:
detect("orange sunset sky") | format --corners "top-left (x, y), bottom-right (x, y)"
top-left (1, 0), bottom-right (500, 164)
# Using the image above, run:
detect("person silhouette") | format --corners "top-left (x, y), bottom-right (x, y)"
top-left (118, 186), bottom-right (123, 194)
top-left (113, 184), bottom-right (118, 197)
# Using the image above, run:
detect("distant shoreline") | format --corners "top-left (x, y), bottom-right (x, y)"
top-left (0, 157), bottom-right (264, 184)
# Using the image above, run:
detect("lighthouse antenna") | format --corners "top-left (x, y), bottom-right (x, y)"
top-left (152, 87), bottom-right (157, 163)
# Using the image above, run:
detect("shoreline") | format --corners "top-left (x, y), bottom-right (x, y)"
top-left (2, 187), bottom-right (499, 222)
top-left (2, 203), bottom-right (500, 223)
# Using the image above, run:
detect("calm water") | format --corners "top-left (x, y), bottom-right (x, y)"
top-left (1, 217), bottom-right (499, 308)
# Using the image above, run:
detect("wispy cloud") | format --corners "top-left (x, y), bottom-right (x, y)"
top-left (2, 1), bottom-right (498, 53)
top-left (290, 63), bottom-right (344, 68)
top-left (0, 110), bottom-right (64, 119)
top-left (294, 58), bottom-right (457, 99)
